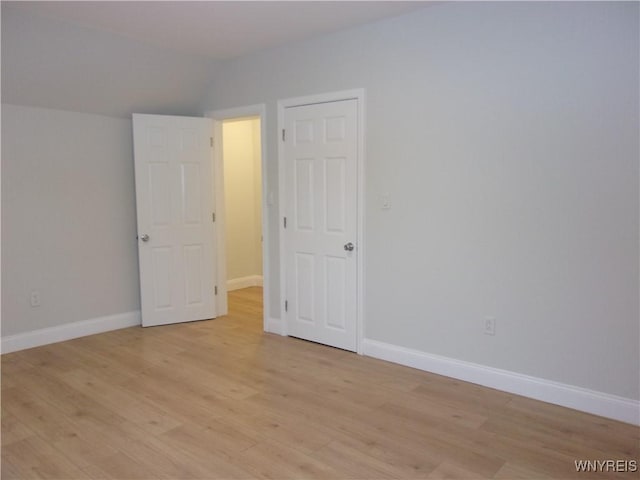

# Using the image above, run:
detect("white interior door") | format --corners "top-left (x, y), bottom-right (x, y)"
top-left (283, 99), bottom-right (358, 351)
top-left (132, 114), bottom-right (217, 327)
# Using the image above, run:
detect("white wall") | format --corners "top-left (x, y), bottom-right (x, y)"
top-left (222, 118), bottom-right (263, 284)
top-left (203, 2), bottom-right (639, 400)
top-left (1, 104), bottom-right (140, 337)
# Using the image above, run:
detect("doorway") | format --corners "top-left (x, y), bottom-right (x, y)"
top-left (222, 116), bottom-right (263, 295)
top-left (208, 104), bottom-right (270, 331)
top-left (133, 109), bottom-right (269, 329)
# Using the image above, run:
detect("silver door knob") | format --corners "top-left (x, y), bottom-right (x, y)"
top-left (140, 234), bottom-right (149, 242)
top-left (344, 242), bottom-right (355, 251)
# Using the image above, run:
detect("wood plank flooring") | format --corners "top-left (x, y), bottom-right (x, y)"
top-left (2, 287), bottom-right (638, 479)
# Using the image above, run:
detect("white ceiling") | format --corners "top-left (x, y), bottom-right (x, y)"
top-left (5, 1), bottom-right (431, 60)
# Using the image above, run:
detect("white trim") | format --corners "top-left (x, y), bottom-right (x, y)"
top-left (277, 101), bottom-right (288, 337)
top-left (278, 89), bottom-right (365, 109)
top-left (227, 275), bottom-right (263, 291)
top-left (277, 88), bottom-right (366, 350)
top-left (1, 311), bottom-right (141, 354)
top-left (205, 104), bottom-right (268, 331)
top-left (207, 104), bottom-right (265, 120)
top-left (362, 339), bottom-right (640, 426)
top-left (355, 91), bottom-right (366, 355)
top-left (265, 316), bottom-right (286, 336)
top-left (211, 117), bottom-right (228, 317)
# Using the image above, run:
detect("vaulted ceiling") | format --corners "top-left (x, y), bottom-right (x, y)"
top-left (1, 1), bottom-right (430, 117)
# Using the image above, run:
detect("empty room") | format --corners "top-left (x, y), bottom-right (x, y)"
top-left (1, 1), bottom-right (638, 479)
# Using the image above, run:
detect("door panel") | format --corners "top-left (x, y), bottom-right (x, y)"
top-left (325, 156), bottom-right (346, 233)
top-left (181, 163), bottom-right (202, 224)
top-left (325, 255), bottom-right (346, 330)
top-left (133, 114), bottom-right (216, 327)
top-left (295, 158), bottom-right (315, 230)
top-left (284, 99), bottom-right (358, 351)
top-left (151, 247), bottom-right (172, 309)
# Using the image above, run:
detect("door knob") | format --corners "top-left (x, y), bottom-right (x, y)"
top-left (344, 242), bottom-right (355, 251)
top-left (140, 234), bottom-right (149, 242)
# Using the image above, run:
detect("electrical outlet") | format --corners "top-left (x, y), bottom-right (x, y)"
top-left (484, 317), bottom-right (496, 336)
top-left (30, 290), bottom-right (41, 308)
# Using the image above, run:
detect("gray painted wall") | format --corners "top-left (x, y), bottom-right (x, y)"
top-left (1, 104), bottom-right (140, 336)
top-left (203, 2), bottom-right (639, 399)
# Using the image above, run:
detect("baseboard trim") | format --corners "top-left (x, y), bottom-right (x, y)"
top-left (1, 311), bottom-right (141, 354)
top-left (265, 316), bottom-right (286, 336)
top-left (227, 275), bottom-right (263, 291)
top-left (361, 338), bottom-right (639, 426)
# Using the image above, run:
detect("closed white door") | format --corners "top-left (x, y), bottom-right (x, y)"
top-left (283, 99), bottom-right (358, 351)
top-left (132, 114), bottom-right (217, 327)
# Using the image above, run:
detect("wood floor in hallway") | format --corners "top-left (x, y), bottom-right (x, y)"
top-left (2, 287), bottom-right (638, 479)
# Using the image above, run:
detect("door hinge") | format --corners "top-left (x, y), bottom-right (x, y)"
top-left (283, 217), bottom-right (287, 228)
top-left (282, 129), bottom-right (286, 141)
top-left (212, 212), bottom-right (216, 223)
top-left (215, 285), bottom-right (218, 295)
top-left (210, 137), bottom-right (214, 147)
top-left (285, 300), bottom-right (288, 312)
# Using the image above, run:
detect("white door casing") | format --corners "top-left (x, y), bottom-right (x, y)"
top-left (132, 114), bottom-right (217, 327)
top-left (283, 98), bottom-right (359, 351)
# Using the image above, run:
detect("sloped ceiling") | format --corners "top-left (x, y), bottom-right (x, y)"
top-left (1, 1), bottom-right (429, 118)
top-left (2, 5), bottom-right (218, 118)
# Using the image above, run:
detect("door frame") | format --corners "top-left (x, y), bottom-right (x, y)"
top-left (277, 89), bottom-right (366, 354)
top-left (205, 104), bottom-right (270, 332)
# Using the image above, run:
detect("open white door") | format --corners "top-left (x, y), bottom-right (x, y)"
top-left (283, 99), bottom-right (359, 351)
top-left (132, 114), bottom-right (217, 327)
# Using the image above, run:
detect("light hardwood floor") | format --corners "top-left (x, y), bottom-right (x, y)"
top-left (2, 287), bottom-right (638, 479)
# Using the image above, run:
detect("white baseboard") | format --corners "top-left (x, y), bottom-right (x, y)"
top-left (361, 338), bottom-right (640, 426)
top-left (227, 275), bottom-right (263, 291)
top-left (1, 311), bottom-right (141, 354)
top-left (265, 316), bottom-right (286, 336)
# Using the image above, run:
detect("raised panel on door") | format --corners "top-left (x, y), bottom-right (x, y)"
top-left (295, 252), bottom-right (315, 324)
top-left (284, 98), bottom-right (358, 351)
top-left (181, 163), bottom-right (202, 225)
top-left (133, 114), bottom-right (217, 327)
top-left (325, 255), bottom-right (346, 331)
top-left (183, 244), bottom-right (204, 306)
top-left (295, 158), bottom-right (315, 231)
top-left (325, 156), bottom-right (346, 234)
top-left (149, 163), bottom-right (171, 226)
top-left (151, 247), bottom-right (173, 310)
